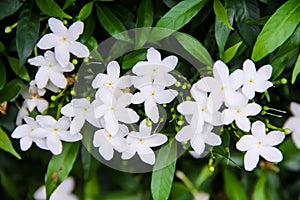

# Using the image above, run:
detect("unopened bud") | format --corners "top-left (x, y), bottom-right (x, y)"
top-left (72, 59), bottom-right (78, 65)
top-left (281, 78), bottom-right (287, 84)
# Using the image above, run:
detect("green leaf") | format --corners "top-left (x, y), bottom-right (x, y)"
top-left (63, 0), bottom-right (76, 10)
top-left (223, 167), bottom-right (247, 200)
top-left (46, 142), bottom-right (80, 199)
top-left (151, 140), bottom-right (177, 200)
top-left (7, 56), bottom-right (30, 81)
top-left (252, 0), bottom-right (300, 61)
top-left (0, 79), bottom-right (23, 103)
top-left (121, 49), bottom-right (147, 70)
top-left (213, 0), bottom-right (234, 30)
top-left (16, 1), bottom-right (40, 70)
top-left (35, 0), bottom-right (72, 19)
top-left (77, 1), bottom-right (94, 20)
top-left (150, 0), bottom-right (207, 41)
top-left (0, 0), bottom-right (23, 20)
top-left (253, 173), bottom-right (267, 200)
top-left (81, 146), bottom-right (99, 181)
top-left (136, 0), bottom-right (153, 28)
top-left (80, 15), bottom-right (96, 43)
top-left (0, 127), bottom-right (21, 159)
top-left (95, 4), bottom-right (130, 42)
top-left (0, 41), bottom-right (5, 53)
top-left (223, 41), bottom-right (243, 63)
top-left (292, 54), bottom-right (300, 84)
top-left (175, 32), bottom-right (213, 67)
top-left (0, 59), bottom-right (6, 90)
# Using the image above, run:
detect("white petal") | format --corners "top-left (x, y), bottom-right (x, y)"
top-left (70, 116), bottom-right (85, 134)
top-left (155, 89), bottom-right (178, 104)
top-left (92, 73), bottom-right (108, 88)
top-left (34, 138), bottom-right (49, 150)
top-left (177, 101), bottom-right (197, 115)
top-left (205, 132), bottom-right (221, 146)
top-left (116, 109), bottom-right (139, 124)
top-left (68, 21), bottom-right (84, 40)
top-left (36, 115), bottom-right (57, 128)
top-left (207, 92), bottom-right (223, 113)
top-left (117, 75), bottom-right (132, 89)
top-left (175, 125), bottom-right (193, 142)
top-left (61, 103), bottom-right (75, 117)
top-left (236, 117), bottom-right (251, 132)
top-left (93, 130), bottom-right (106, 147)
top-left (26, 99), bottom-right (37, 112)
top-left (243, 59), bottom-right (256, 75)
top-left (104, 111), bottom-right (119, 135)
top-left (35, 68), bottom-right (49, 88)
top-left (222, 109), bottom-right (235, 125)
top-left (48, 17), bottom-right (67, 35)
top-left (131, 92), bottom-right (145, 104)
top-left (236, 135), bottom-right (257, 151)
top-left (213, 60), bottom-right (229, 83)
top-left (244, 148), bottom-right (260, 171)
top-left (230, 69), bottom-right (243, 90)
top-left (107, 61), bottom-right (120, 82)
top-left (116, 93), bottom-right (132, 108)
top-left (55, 44), bottom-right (70, 67)
top-left (257, 64), bottom-right (272, 80)
top-left (20, 137), bottom-right (33, 151)
top-left (283, 117), bottom-right (300, 131)
top-left (137, 146), bottom-right (156, 165)
top-left (191, 84), bottom-right (207, 103)
top-left (245, 103), bottom-right (261, 116)
top-left (251, 121), bottom-right (266, 139)
top-left (131, 62), bottom-right (152, 76)
top-left (162, 55), bottom-right (178, 70)
top-left (145, 100), bottom-right (159, 123)
top-left (224, 90), bottom-right (245, 108)
top-left (37, 99), bottom-right (49, 113)
top-left (69, 41), bottom-right (89, 58)
top-left (265, 131), bottom-right (285, 146)
top-left (191, 135), bottom-right (205, 155)
top-left (259, 146), bottom-right (283, 162)
top-left (147, 48), bottom-right (161, 63)
top-left (56, 177), bottom-right (75, 193)
top-left (292, 130), bottom-right (300, 148)
top-left (255, 81), bottom-right (273, 93)
top-left (145, 134), bottom-right (168, 147)
top-left (94, 104), bottom-right (108, 118)
top-left (37, 34), bottom-right (59, 49)
top-left (33, 186), bottom-right (46, 199)
top-left (196, 77), bottom-right (216, 92)
top-left (47, 135), bottom-right (62, 155)
top-left (99, 143), bottom-right (114, 160)
top-left (242, 85), bottom-right (255, 99)
top-left (49, 71), bottom-right (67, 88)
top-left (291, 102), bottom-right (300, 117)
top-left (58, 132), bottom-right (82, 142)
top-left (28, 55), bottom-right (47, 67)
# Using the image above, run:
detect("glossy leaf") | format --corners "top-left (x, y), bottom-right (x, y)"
top-left (252, 0), bottom-right (300, 61)
top-left (223, 167), bottom-right (247, 200)
top-left (175, 32), bottom-right (213, 67)
top-left (150, 0), bottom-right (207, 41)
top-left (151, 140), bottom-right (177, 200)
top-left (0, 42), bottom-right (5, 53)
top-left (121, 49), bottom-right (147, 70)
top-left (213, 0), bottom-right (234, 30)
top-left (35, 0), bottom-right (72, 19)
top-left (0, 79), bottom-right (23, 103)
top-left (16, 1), bottom-right (40, 70)
top-left (46, 142), bottom-right (80, 199)
top-left (136, 0), bottom-right (153, 28)
top-left (7, 56), bottom-right (30, 82)
top-left (292, 55), bottom-right (300, 84)
top-left (223, 41), bottom-right (243, 63)
top-left (77, 1), bottom-right (94, 20)
top-left (253, 173), bottom-right (267, 200)
top-left (0, 59), bottom-right (6, 90)
top-left (0, 127), bottom-right (21, 160)
top-left (96, 4), bottom-right (130, 42)
top-left (80, 15), bottom-right (96, 43)
top-left (0, 0), bottom-right (23, 20)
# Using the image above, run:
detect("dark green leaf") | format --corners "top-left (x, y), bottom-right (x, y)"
top-left (0, 0), bottom-right (23, 20)
top-left (0, 42), bottom-right (5, 53)
top-left (77, 1), bottom-right (94, 20)
top-left (0, 59), bottom-right (6, 90)
top-left (46, 142), bottom-right (80, 198)
top-left (136, 0), bottom-right (153, 28)
top-left (35, 0), bottom-right (72, 19)
top-left (150, 0), bottom-right (207, 41)
top-left (252, 0), bottom-right (300, 61)
top-left (213, 0), bottom-right (234, 30)
top-left (0, 127), bottom-right (21, 159)
top-left (63, 0), bottom-right (76, 10)
top-left (121, 49), bottom-right (147, 70)
top-left (80, 15), bottom-right (96, 43)
top-left (81, 146), bottom-right (99, 181)
top-left (223, 41), bottom-right (243, 63)
top-left (151, 140), bottom-right (177, 200)
top-left (253, 173), bottom-right (267, 200)
top-left (292, 54), bottom-right (300, 84)
top-left (0, 78), bottom-right (23, 103)
top-left (16, 1), bottom-right (40, 70)
top-left (95, 4), bottom-right (130, 42)
top-left (223, 167), bottom-right (247, 200)
top-left (7, 56), bottom-right (30, 82)
top-left (85, 36), bottom-right (98, 51)
top-left (175, 32), bottom-right (213, 67)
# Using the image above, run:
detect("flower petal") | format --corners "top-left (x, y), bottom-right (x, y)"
top-left (69, 41), bottom-right (89, 58)
top-left (117, 75), bottom-right (132, 89)
top-left (36, 99), bottom-right (49, 113)
top-left (131, 92), bottom-right (145, 104)
top-left (99, 143), bottom-right (114, 160)
top-left (28, 55), bottom-right (47, 67)
top-left (254, 81), bottom-right (273, 93)
top-left (204, 132), bottom-right (221, 146)
top-left (92, 73), bottom-right (108, 88)
top-left (290, 102), bottom-right (300, 117)
top-left (236, 135), bottom-right (257, 151)
top-left (191, 134), bottom-right (205, 155)
top-left (230, 69), bottom-right (243, 90)
top-left (37, 34), bottom-right (59, 49)
top-left (36, 115), bottom-right (57, 128)
top-left (257, 64), bottom-right (272, 80)
top-left (147, 48), bottom-right (161, 63)
top-left (61, 103), bottom-right (75, 117)
top-left (107, 61), bottom-right (120, 82)
top-left (245, 103), bottom-right (262, 116)
top-left (33, 185), bottom-right (46, 199)
top-left (55, 177), bottom-right (75, 193)
top-left (104, 111), bottom-right (119, 135)
top-left (244, 148), bottom-right (259, 171)
top-left (68, 21), bottom-right (84, 40)
top-left (35, 67), bottom-right (49, 88)
top-left (57, 131), bottom-right (82, 142)
top-left (145, 134), bottom-right (168, 147)
top-left (259, 146), bottom-right (283, 162)
top-left (243, 59), bottom-right (256, 75)
top-left (196, 77), bottom-right (216, 92)
top-left (115, 108), bottom-right (139, 124)
top-left (145, 100), bottom-right (159, 123)
top-left (213, 60), bottom-right (229, 83)
top-left (222, 109), bottom-right (235, 125)
top-left (47, 134), bottom-right (62, 155)
top-left (283, 117), bottom-right (300, 132)
top-left (20, 136), bottom-right (33, 151)
top-left (55, 44), bottom-right (70, 67)
top-left (137, 145), bottom-right (156, 165)
top-left (292, 130), bottom-right (300, 148)
top-left (49, 71), bottom-right (67, 88)
top-left (175, 125), bottom-right (193, 142)
top-left (235, 117), bottom-right (251, 132)
top-left (162, 55), bottom-right (178, 71)
top-left (177, 101), bottom-right (197, 115)
top-left (242, 85), bottom-right (255, 99)
top-left (48, 17), bottom-right (67, 35)
top-left (251, 121), bottom-right (266, 139)
top-left (265, 131), bottom-right (285, 146)
top-left (155, 89), bottom-right (178, 104)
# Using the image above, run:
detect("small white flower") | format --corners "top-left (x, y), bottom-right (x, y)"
top-left (33, 177), bottom-right (77, 200)
top-left (37, 18), bottom-right (89, 67)
top-left (12, 116), bottom-right (48, 151)
top-left (61, 98), bottom-right (101, 135)
top-left (196, 60), bottom-right (244, 112)
top-left (236, 121), bottom-right (285, 171)
top-left (222, 98), bottom-right (262, 132)
top-left (132, 48), bottom-right (178, 86)
top-left (92, 61), bottom-right (131, 94)
top-left (25, 97), bottom-right (49, 113)
top-left (175, 122), bottom-right (221, 155)
top-left (28, 51), bottom-right (74, 89)
top-left (94, 90), bottom-right (139, 135)
top-left (36, 115), bottom-right (82, 155)
top-left (121, 119), bottom-right (168, 165)
top-left (283, 102), bottom-right (300, 148)
top-left (93, 125), bottom-right (129, 160)
top-left (16, 102), bottom-right (29, 125)
top-left (131, 82), bottom-right (178, 123)
top-left (241, 59), bottom-right (273, 99)
top-left (29, 80), bottom-right (46, 97)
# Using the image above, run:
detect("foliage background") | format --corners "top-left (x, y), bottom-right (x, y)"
top-left (0, 0), bottom-right (299, 199)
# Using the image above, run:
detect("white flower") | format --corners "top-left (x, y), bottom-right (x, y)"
top-left (36, 115), bottom-right (82, 155)
top-left (92, 61), bottom-right (131, 94)
top-left (131, 82), bottom-right (178, 123)
top-left (33, 177), bottom-right (77, 200)
top-left (196, 60), bottom-right (244, 112)
top-left (25, 97), bottom-right (49, 113)
top-left (222, 98), bottom-right (262, 132)
top-left (132, 48), bottom-right (178, 86)
top-left (94, 90), bottom-right (139, 135)
top-left (28, 51), bottom-right (74, 89)
top-left (28, 80), bottom-right (46, 97)
top-left (37, 17), bottom-right (89, 67)
top-left (175, 122), bottom-right (221, 155)
top-left (236, 121), bottom-right (285, 171)
top-left (12, 116), bottom-right (48, 151)
top-left (283, 102), bottom-right (300, 148)
top-left (93, 124), bottom-right (129, 160)
top-left (241, 59), bottom-right (273, 99)
top-left (61, 98), bottom-right (101, 135)
top-left (16, 102), bottom-right (29, 125)
top-left (121, 119), bottom-right (168, 165)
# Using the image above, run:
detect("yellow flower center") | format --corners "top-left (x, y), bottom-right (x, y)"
top-left (110, 107), bottom-right (115, 111)
top-left (236, 109), bottom-right (241, 114)
top-left (249, 79), bottom-right (254, 83)
top-left (107, 82), bottom-right (113, 87)
top-left (83, 108), bottom-right (88, 112)
top-left (201, 107), bottom-right (205, 112)
top-left (108, 134), bottom-right (113, 139)
top-left (258, 141), bottom-right (262, 145)
top-left (138, 139), bottom-right (143, 143)
top-left (151, 92), bottom-right (155, 96)
top-left (152, 68), bottom-right (157, 73)
top-left (221, 86), bottom-right (225, 91)
top-left (62, 37), bottom-right (67, 42)
top-left (53, 128), bottom-right (59, 133)
top-left (48, 64), bottom-right (53, 69)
